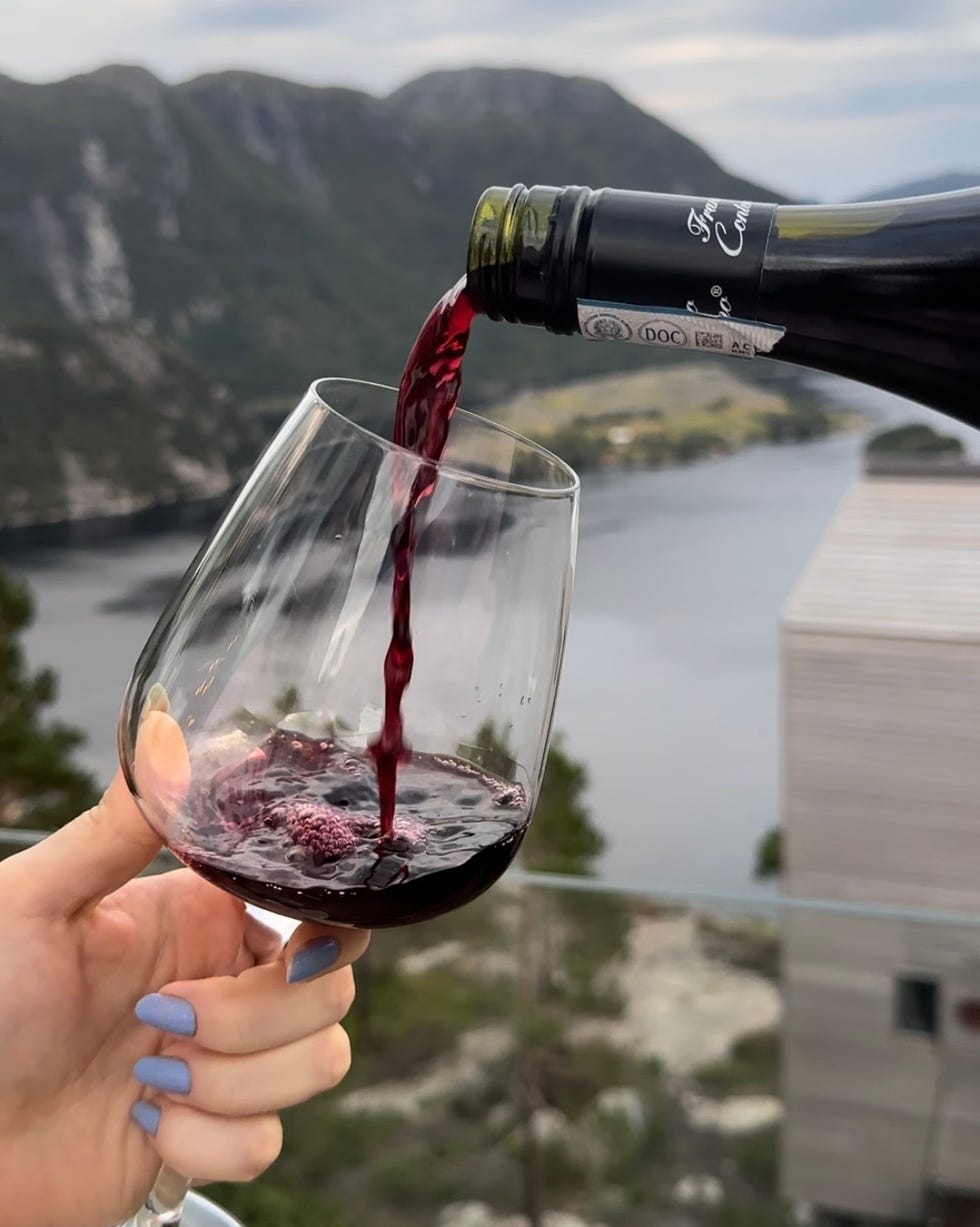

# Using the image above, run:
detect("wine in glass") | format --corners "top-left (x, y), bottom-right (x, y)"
top-left (117, 377), bottom-right (579, 1223)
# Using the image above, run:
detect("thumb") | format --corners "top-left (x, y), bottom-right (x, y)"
top-left (16, 710), bottom-right (190, 916)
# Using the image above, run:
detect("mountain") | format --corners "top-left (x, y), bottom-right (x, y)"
top-left (0, 65), bottom-right (780, 400)
top-left (0, 320), bottom-right (263, 529)
top-left (0, 64), bottom-right (783, 528)
top-left (852, 170), bottom-right (980, 200)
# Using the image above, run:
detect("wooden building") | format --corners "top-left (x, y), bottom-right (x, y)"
top-left (780, 462), bottom-right (980, 1224)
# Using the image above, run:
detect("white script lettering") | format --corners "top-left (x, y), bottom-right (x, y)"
top-left (686, 199), bottom-right (753, 258)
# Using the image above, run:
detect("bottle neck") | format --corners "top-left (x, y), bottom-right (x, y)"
top-left (467, 184), bottom-right (582, 330)
top-left (466, 185), bottom-right (778, 337)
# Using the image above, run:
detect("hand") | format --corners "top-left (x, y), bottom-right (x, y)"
top-left (0, 711), bottom-right (368, 1227)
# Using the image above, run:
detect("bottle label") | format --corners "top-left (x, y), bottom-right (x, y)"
top-left (576, 193), bottom-right (783, 357)
top-left (577, 302), bottom-right (785, 359)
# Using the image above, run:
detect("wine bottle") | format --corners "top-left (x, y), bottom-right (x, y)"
top-left (466, 184), bottom-right (980, 431)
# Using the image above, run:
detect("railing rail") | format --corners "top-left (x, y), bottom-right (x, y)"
top-left (5, 827), bottom-right (980, 927)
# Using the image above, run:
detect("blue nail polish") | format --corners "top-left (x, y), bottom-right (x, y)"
top-left (135, 993), bottom-right (197, 1037)
top-left (130, 1100), bottom-right (162, 1137)
top-left (287, 936), bottom-right (340, 984)
top-left (134, 1055), bottom-right (191, 1095)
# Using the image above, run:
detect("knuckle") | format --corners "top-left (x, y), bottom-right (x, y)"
top-left (239, 1114), bottom-right (283, 1179)
top-left (162, 1040), bottom-right (196, 1064)
top-left (333, 967), bottom-right (356, 1017)
top-left (314, 1025), bottom-right (352, 1088)
top-left (205, 999), bottom-right (250, 1054)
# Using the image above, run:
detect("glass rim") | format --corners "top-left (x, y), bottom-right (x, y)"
top-left (310, 377), bottom-right (580, 499)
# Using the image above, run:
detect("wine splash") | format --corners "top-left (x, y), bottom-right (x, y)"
top-left (369, 278), bottom-right (476, 837)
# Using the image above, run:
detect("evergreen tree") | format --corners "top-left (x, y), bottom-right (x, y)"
top-left (865, 421), bottom-right (964, 459)
top-left (521, 733), bottom-right (604, 876)
top-left (0, 567), bottom-right (98, 829)
top-left (754, 826), bottom-right (782, 879)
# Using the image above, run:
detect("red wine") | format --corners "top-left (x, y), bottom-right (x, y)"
top-left (370, 278), bottom-right (476, 837)
top-left (466, 184), bottom-right (980, 430)
top-left (179, 730), bottom-right (527, 928)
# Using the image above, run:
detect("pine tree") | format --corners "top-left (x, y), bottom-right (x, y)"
top-left (0, 566), bottom-right (98, 829)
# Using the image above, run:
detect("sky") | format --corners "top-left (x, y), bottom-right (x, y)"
top-left (1, 0), bottom-right (978, 200)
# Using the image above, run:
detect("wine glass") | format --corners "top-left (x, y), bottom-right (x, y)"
top-left (116, 378), bottom-right (579, 1224)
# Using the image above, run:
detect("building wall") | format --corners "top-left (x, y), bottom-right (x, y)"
top-left (783, 629), bottom-right (980, 913)
top-left (780, 472), bottom-right (980, 1219)
top-left (782, 912), bottom-right (980, 1220)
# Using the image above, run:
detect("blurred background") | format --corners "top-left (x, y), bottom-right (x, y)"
top-left (1, 2), bottom-right (978, 1225)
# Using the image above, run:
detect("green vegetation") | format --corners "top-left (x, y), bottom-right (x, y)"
top-left (489, 365), bottom-right (844, 474)
top-left (730, 1126), bottom-right (781, 1196)
top-left (699, 915), bottom-right (780, 982)
top-left (0, 567), bottom-right (97, 828)
top-left (0, 321), bottom-right (265, 527)
top-left (865, 421), bottom-right (965, 459)
top-left (697, 1030), bottom-right (780, 1098)
top-left (754, 826), bottom-right (782, 879)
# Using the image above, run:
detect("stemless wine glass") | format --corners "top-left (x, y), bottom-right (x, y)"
top-left (116, 378), bottom-right (579, 1225)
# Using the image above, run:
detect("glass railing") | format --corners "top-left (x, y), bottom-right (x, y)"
top-left (4, 828), bottom-right (977, 1227)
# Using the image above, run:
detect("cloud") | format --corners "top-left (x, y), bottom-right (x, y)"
top-left (185, 0), bottom-right (334, 31)
top-left (732, 0), bottom-right (948, 37)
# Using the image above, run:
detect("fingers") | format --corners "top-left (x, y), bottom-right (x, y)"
top-left (14, 710), bottom-right (189, 915)
top-left (131, 921), bottom-right (366, 1181)
top-left (139, 924), bottom-right (369, 1054)
top-left (137, 1024), bottom-right (352, 1116)
top-left (133, 1099), bottom-right (284, 1184)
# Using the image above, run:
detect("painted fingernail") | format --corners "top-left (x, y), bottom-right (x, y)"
top-left (134, 1055), bottom-right (191, 1095)
top-left (287, 936), bottom-right (340, 984)
top-left (130, 1100), bottom-right (162, 1137)
top-left (135, 993), bottom-right (197, 1037)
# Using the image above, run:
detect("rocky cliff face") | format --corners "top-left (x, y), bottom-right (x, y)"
top-left (0, 64), bottom-right (780, 524)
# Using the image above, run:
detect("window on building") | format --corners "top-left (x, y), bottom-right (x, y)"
top-left (895, 975), bottom-right (940, 1036)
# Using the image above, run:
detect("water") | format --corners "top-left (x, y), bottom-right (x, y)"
top-left (9, 378), bottom-right (978, 896)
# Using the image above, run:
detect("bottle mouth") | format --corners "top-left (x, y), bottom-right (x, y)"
top-left (466, 184), bottom-right (532, 321)
top-left (465, 183), bottom-right (591, 333)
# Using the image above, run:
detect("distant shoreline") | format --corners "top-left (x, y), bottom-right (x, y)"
top-left (0, 490), bottom-right (232, 553)
top-left (0, 412), bottom-right (861, 552)
top-left (486, 361), bottom-right (862, 476)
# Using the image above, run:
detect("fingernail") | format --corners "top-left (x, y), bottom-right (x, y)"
top-left (141, 683), bottom-right (171, 721)
top-left (134, 1055), bottom-right (191, 1095)
top-left (130, 1100), bottom-right (162, 1137)
top-left (135, 993), bottom-right (197, 1037)
top-left (287, 936), bottom-right (340, 984)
